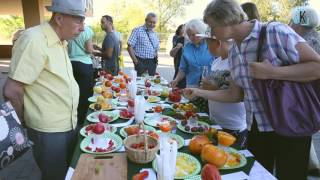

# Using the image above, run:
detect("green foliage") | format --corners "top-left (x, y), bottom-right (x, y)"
top-left (103, 0), bottom-right (192, 34)
top-left (240, 0), bottom-right (308, 23)
top-left (90, 24), bottom-right (105, 46)
top-left (96, 0), bottom-right (193, 49)
top-left (0, 16), bottom-right (24, 39)
top-left (106, 0), bottom-right (146, 34)
top-left (147, 0), bottom-right (193, 33)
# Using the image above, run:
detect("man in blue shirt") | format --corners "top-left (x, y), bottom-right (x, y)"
top-left (94, 15), bottom-right (120, 76)
top-left (127, 12), bottom-right (160, 76)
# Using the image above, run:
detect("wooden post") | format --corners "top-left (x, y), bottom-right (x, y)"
top-left (21, 0), bottom-right (44, 28)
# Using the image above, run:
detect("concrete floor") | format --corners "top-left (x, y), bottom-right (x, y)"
top-left (0, 52), bottom-right (319, 180)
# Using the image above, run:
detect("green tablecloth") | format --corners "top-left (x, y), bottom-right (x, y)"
top-left (70, 109), bottom-right (255, 179)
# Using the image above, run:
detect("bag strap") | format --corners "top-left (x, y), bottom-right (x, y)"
top-left (256, 24), bottom-right (268, 62)
top-left (145, 29), bottom-right (156, 52)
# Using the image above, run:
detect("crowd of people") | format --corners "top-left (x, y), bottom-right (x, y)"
top-left (2, 0), bottom-right (320, 179)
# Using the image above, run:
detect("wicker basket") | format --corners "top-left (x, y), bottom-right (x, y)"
top-left (123, 134), bottom-right (159, 164)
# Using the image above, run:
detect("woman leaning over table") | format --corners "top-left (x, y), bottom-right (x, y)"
top-left (184, 0), bottom-right (320, 179)
top-left (170, 19), bottom-right (213, 88)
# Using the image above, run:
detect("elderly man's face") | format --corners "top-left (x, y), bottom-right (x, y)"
top-left (59, 14), bottom-right (84, 40)
top-left (145, 16), bottom-right (157, 30)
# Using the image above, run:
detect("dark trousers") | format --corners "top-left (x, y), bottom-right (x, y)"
top-left (71, 61), bottom-right (94, 125)
top-left (248, 120), bottom-right (311, 180)
top-left (27, 128), bottom-right (78, 180)
top-left (134, 56), bottom-right (157, 76)
top-left (173, 58), bottom-right (186, 88)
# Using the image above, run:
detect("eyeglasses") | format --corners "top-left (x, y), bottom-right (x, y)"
top-left (205, 27), bottom-right (217, 39)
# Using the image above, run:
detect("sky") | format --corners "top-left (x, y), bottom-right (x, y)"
top-left (85, 0), bottom-right (210, 25)
top-left (178, 0), bottom-right (320, 23)
top-left (87, 0), bottom-right (320, 25)
top-left (309, 0), bottom-right (320, 11)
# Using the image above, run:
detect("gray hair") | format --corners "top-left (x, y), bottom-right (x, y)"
top-left (291, 6), bottom-right (319, 29)
top-left (185, 19), bottom-right (207, 38)
top-left (145, 12), bottom-right (157, 20)
top-left (203, 0), bottom-right (248, 26)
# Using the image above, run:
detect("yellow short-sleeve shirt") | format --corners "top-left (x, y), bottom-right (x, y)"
top-left (9, 22), bottom-right (79, 132)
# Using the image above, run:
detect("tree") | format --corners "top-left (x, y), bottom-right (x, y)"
top-left (0, 16), bottom-right (24, 39)
top-left (91, 0), bottom-right (146, 44)
top-left (240, 0), bottom-right (308, 23)
top-left (99, 0), bottom-right (193, 48)
top-left (146, 0), bottom-right (193, 34)
top-left (104, 0), bottom-right (192, 34)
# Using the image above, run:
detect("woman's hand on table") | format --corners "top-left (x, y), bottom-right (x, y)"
top-left (183, 88), bottom-right (199, 100)
top-left (170, 79), bottom-right (178, 88)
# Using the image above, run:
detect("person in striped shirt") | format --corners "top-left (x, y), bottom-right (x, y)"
top-left (185, 0), bottom-right (320, 179)
top-left (127, 12), bottom-right (160, 76)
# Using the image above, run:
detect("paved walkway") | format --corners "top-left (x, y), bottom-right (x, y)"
top-left (0, 52), bottom-right (319, 180)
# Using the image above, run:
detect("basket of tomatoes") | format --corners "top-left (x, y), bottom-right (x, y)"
top-left (123, 129), bottom-right (159, 164)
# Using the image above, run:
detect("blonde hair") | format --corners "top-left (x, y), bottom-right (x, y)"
top-left (185, 19), bottom-right (207, 39)
top-left (204, 0), bottom-right (248, 26)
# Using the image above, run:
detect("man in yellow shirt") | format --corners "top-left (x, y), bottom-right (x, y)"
top-left (3, 0), bottom-right (85, 179)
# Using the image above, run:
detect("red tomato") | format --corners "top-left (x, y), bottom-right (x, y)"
top-left (132, 171), bottom-right (149, 180)
top-left (201, 163), bottom-right (222, 180)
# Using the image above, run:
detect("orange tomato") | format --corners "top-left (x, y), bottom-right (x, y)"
top-left (147, 131), bottom-right (159, 140)
top-left (118, 71), bottom-right (124, 75)
top-left (217, 131), bottom-right (236, 147)
top-left (102, 91), bottom-right (113, 99)
top-left (123, 74), bottom-right (129, 79)
top-left (154, 106), bottom-right (162, 113)
top-left (132, 171), bottom-right (149, 180)
top-left (201, 144), bottom-right (227, 168)
top-left (104, 81), bottom-right (112, 87)
top-left (159, 123), bottom-right (171, 133)
top-left (119, 82), bottom-right (126, 89)
top-left (189, 135), bottom-right (211, 155)
top-left (114, 78), bottom-right (121, 83)
top-left (125, 126), bottom-right (140, 136)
